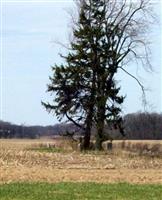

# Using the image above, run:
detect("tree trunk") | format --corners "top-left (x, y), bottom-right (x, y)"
top-left (83, 127), bottom-right (91, 150)
top-left (95, 120), bottom-right (104, 150)
top-left (82, 64), bottom-right (96, 150)
top-left (95, 87), bottom-right (106, 150)
top-left (82, 103), bottom-right (94, 150)
top-left (95, 133), bottom-right (103, 150)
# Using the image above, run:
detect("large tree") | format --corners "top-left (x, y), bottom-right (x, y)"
top-left (43, 0), bottom-right (155, 150)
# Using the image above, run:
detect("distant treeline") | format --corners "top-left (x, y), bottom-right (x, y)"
top-left (124, 112), bottom-right (162, 140)
top-left (0, 112), bottom-right (162, 140)
top-left (0, 121), bottom-right (78, 139)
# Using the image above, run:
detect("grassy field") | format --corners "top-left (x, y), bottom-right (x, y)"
top-left (0, 182), bottom-right (162, 200)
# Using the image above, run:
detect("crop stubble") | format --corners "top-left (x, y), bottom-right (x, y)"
top-left (0, 139), bottom-right (162, 184)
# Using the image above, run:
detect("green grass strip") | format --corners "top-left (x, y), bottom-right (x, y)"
top-left (28, 146), bottom-right (64, 153)
top-left (0, 182), bottom-right (161, 200)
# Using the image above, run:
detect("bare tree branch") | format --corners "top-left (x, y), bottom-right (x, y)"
top-left (65, 112), bottom-right (85, 130)
top-left (118, 66), bottom-right (147, 107)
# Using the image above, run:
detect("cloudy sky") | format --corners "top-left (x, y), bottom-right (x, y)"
top-left (0, 0), bottom-right (161, 125)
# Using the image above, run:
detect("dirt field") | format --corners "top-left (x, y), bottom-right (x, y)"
top-left (0, 139), bottom-right (162, 184)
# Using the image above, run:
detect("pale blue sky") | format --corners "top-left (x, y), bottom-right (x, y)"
top-left (0, 1), bottom-right (161, 125)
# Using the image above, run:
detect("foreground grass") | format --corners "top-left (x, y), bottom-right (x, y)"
top-left (0, 182), bottom-right (162, 200)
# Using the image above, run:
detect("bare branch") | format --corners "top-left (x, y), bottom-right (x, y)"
top-left (52, 40), bottom-right (72, 51)
top-left (119, 66), bottom-right (147, 107)
top-left (65, 112), bottom-right (85, 130)
top-left (115, 0), bottom-right (145, 52)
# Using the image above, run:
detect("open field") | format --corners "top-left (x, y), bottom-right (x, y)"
top-left (0, 139), bottom-right (162, 184)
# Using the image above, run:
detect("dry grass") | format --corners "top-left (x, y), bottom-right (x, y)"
top-left (109, 140), bottom-right (162, 157)
top-left (0, 139), bottom-right (162, 184)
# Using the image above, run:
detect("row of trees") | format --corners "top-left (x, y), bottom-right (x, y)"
top-left (43, 0), bottom-right (155, 150)
top-left (125, 112), bottom-right (162, 140)
top-left (0, 112), bottom-right (162, 139)
top-left (0, 120), bottom-right (81, 139)
top-left (0, 121), bottom-right (55, 139)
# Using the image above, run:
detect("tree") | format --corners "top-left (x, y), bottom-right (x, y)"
top-left (43, 0), bottom-right (155, 150)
